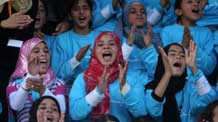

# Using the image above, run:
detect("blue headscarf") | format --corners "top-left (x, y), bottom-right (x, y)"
top-left (122, 0), bottom-right (162, 49)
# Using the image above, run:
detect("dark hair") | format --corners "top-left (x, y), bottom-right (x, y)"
top-left (174, 0), bottom-right (183, 22)
top-left (29, 96), bottom-right (61, 122)
top-left (198, 100), bottom-right (218, 122)
top-left (175, 0), bottom-right (182, 10)
top-left (68, 0), bottom-right (93, 13)
top-left (91, 114), bottom-right (119, 122)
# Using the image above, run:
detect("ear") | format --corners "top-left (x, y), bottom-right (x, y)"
top-left (175, 9), bottom-right (182, 16)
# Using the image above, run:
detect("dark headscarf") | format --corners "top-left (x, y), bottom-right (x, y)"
top-left (146, 43), bottom-right (187, 122)
top-left (29, 96), bottom-right (61, 122)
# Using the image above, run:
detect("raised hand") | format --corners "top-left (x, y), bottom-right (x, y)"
top-left (141, 24), bottom-right (152, 48)
top-left (24, 74), bottom-right (43, 92)
top-left (154, 47), bottom-right (172, 97)
top-left (159, 46), bottom-right (172, 76)
top-left (160, 0), bottom-right (170, 9)
top-left (118, 62), bottom-right (128, 90)
top-left (28, 57), bottom-right (40, 75)
top-left (98, 67), bottom-right (110, 93)
top-left (182, 26), bottom-right (192, 49)
top-left (127, 25), bottom-right (136, 45)
top-left (185, 39), bottom-right (198, 75)
top-left (76, 45), bottom-right (90, 61)
top-left (1, 11), bottom-right (33, 29)
top-left (29, 78), bottom-right (45, 95)
top-left (52, 21), bottom-right (70, 35)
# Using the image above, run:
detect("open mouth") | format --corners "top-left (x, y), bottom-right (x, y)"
top-left (40, 59), bottom-right (47, 64)
top-left (192, 8), bottom-right (200, 14)
top-left (173, 62), bottom-right (182, 68)
top-left (79, 16), bottom-right (86, 21)
top-left (45, 115), bottom-right (54, 122)
top-left (102, 51), bottom-right (112, 60)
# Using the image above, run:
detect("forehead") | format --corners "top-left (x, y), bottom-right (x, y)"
top-left (168, 45), bottom-right (184, 53)
top-left (129, 2), bottom-right (145, 9)
top-left (40, 98), bottom-right (56, 105)
top-left (33, 42), bottom-right (47, 48)
top-left (181, 0), bottom-right (201, 3)
top-left (73, 0), bottom-right (89, 7)
top-left (99, 34), bottom-right (114, 41)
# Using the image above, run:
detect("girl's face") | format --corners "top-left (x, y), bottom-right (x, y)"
top-left (213, 105), bottom-right (218, 122)
top-left (167, 45), bottom-right (186, 76)
top-left (70, 0), bottom-right (92, 29)
top-left (128, 2), bottom-right (146, 27)
top-left (176, 0), bottom-right (202, 23)
top-left (34, 0), bottom-right (46, 30)
top-left (29, 42), bottom-right (50, 74)
top-left (37, 98), bottom-right (60, 122)
top-left (95, 35), bottom-right (118, 66)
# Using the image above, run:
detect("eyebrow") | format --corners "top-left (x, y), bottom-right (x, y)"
top-left (39, 103), bottom-right (58, 107)
top-left (168, 49), bottom-right (184, 54)
top-left (98, 39), bottom-right (114, 43)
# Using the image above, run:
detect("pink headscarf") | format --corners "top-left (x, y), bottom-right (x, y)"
top-left (9, 37), bottom-right (54, 86)
top-left (84, 32), bottom-right (124, 118)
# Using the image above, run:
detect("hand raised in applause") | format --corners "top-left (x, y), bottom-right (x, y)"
top-left (98, 67), bottom-right (110, 93)
top-left (118, 62), bottom-right (128, 90)
top-left (76, 45), bottom-right (90, 62)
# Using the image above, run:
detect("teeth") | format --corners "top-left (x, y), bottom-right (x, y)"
top-left (79, 16), bottom-right (86, 19)
top-left (192, 8), bottom-right (199, 13)
top-left (40, 59), bottom-right (47, 63)
top-left (103, 51), bottom-right (112, 57)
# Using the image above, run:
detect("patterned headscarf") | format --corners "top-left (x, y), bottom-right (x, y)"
top-left (9, 37), bottom-right (54, 86)
top-left (84, 31), bottom-right (124, 118)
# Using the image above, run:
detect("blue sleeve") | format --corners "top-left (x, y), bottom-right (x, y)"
top-left (195, 29), bottom-right (217, 75)
top-left (145, 89), bottom-right (164, 117)
top-left (123, 75), bottom-right (164, 118)
top-left (123, 80), bottom-right (148, 117)
top-left (161, 26), bottom-right (174, 46)
top-left (92, 1), bottom-right (117, 28)
top-left (140, 45), bottom-right (158, 84)
top-left (44, 35), bottom-right (57, 55)
top-left (188, 70), bottom-right (217, 114)
top-left (214, 31), bottom-right (218, 55)
top-left (160, 5), bottom-right (177, 26)
top-left (69, 74), bottom-right (92, 120)
top-left (51, 34), bottom-right (79, 82)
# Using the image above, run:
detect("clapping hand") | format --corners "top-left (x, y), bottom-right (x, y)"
top-left (98, 67), bottom-right (110, 93)
top-left (28, 57), bottom-right (40, 75)
top-left (141, 24), bottom-right (152, 48)
top-left (159, 46), bottom-right (172, 76)
top-left (185, 39), bottom-right (197, 75)
top-left (127, 25), bottom-right (136, 45)
top-left (182, 27), bottom-right (193, 49)
top-left (76, 45), bottom-right (90, 62)
top-left (26, 57), bottom-right (45, 94)
top-left (160, 0), bottom-right (170, 9)
top-left (118, 62), bottom-right (128, 90)
top-left (1, 11), bottom-right (33, 29)
top-left (52, 21), bottom-right (70, 35)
